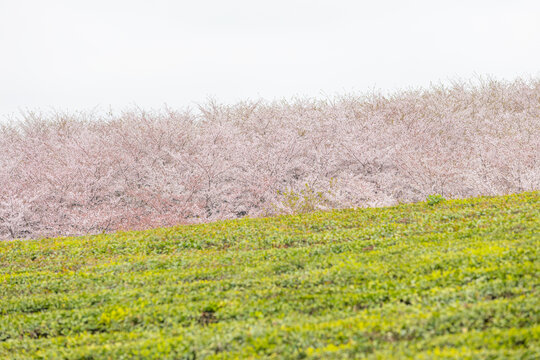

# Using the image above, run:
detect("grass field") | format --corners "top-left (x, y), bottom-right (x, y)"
top-left (0, 192), bottom-right (538, 359)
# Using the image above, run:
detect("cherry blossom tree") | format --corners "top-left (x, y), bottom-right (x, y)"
top-left (1, 77), bottom-right (539, 239)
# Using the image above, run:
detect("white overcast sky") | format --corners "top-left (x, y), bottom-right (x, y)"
top-left (1, 0), bottom-right (539, 119)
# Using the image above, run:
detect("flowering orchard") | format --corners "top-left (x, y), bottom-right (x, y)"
top-left (1, 78), bottom-right (539, 239)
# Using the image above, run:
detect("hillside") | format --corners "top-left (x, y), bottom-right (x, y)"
top-left (0, 192), bottom-right (539, 359)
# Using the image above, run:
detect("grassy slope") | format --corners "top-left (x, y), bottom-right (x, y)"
top-left (0, 192), bottom-right (538, 359)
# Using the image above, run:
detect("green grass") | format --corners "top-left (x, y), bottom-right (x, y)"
top-left (0, 192), bottom-right (538, 359)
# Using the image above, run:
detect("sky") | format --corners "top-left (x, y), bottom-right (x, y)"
top-left (1, 0), bottom-right (539, 119)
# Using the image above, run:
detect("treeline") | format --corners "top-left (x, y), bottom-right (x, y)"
top-left (1, 78), bottom-right (539, 239)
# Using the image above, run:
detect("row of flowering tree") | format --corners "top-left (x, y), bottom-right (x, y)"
top-left (1, 78), bottom-right (539, 239)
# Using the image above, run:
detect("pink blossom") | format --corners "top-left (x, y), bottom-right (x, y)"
top-left (1, 78), bottom-right (538, 239)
